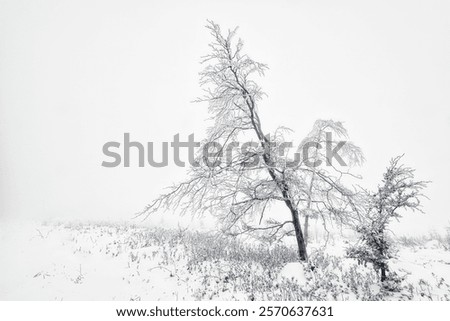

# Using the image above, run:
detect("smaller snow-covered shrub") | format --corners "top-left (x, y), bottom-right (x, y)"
top-left (347, 156), bottom-right (428, 283)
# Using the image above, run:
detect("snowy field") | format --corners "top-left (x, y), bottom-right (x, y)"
top-left (1, 221), bottom-right (449, 301)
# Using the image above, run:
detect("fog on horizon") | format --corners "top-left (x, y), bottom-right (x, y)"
top-left (1, 0), bottom-right (449, 236)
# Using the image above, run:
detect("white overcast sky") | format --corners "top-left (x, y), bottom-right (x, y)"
top-left (1, 0), bottom-right (449, 234)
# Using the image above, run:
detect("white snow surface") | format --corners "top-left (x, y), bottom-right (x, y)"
top-left (278, 263), bottom-right (307, 286)
top-left (1, 220), bottom-right (449, 300)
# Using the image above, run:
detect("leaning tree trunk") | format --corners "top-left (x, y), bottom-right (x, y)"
top-left (260, 136), bottom-right (308, 261)
top-left (304, 215), bottom-right (309, 247)
top-left (275, 176), bottom-right (308, 261)
top-left (241, 78), bottom-right (308, 261)
top-left (267, 166), bottom-right (308, 261)
top-left (262, 150), bottom-right (308, 261)
top-left (291, 208), bottom-right (308, 261)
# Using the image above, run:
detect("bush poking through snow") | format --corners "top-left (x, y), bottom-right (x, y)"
top-left (347, 156), bottom-right (429, 283)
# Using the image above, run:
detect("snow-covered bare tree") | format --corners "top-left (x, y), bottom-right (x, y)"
top-left (346, 155), bottom-right (429, 282)
top-left (138, 21), bottom-right (363, 261)
top-left (299, 120), bottom-right (364, 245)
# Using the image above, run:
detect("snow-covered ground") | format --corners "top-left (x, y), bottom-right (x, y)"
top-left (0, 221), bottom-right (449, 300)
